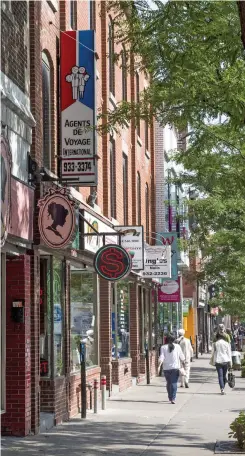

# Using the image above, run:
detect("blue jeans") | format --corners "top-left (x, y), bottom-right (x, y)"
top-left (216, 363), bottom-right (228, 390)
top-left (164, 369), bottom-right (179, 401)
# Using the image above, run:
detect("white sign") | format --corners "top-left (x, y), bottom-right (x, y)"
top-left (161, 280), bottom-right (179, 295)
top-left (141, 245), bottom-right (171, 278)
top-left (114, 226), bottom-right (144, 270)
top-left (60, 31), bottom-right (97, 186)
top-left (83, 211), bottom-right (117, 253)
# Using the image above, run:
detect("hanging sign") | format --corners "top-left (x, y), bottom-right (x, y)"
top-left (83, 210), bottom-right (117, 253)
top-left (158, 278), bottom-right (180, 303)
top-left (60, 30), bottom-right (97, 186)
top-left (94, 244), bottom-right (132, 281)
top-left (38, 188), bottom-right (76, 249)
top-left (1, 135), bottom-right (12, 247)
top-left (156, 232), bottom-right (178, 280)
top-left (141, 245), bottom-right (171, 278)
top-left (114, 226), bottom-right (144, 270)
top-left (183, 298), bottom-right (192, 316)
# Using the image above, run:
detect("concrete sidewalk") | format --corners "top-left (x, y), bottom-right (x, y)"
top-left (1, 355), bottom-right (245, 456)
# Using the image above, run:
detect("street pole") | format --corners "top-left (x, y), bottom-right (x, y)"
top-left (80, 342), bottom-right (86, 419)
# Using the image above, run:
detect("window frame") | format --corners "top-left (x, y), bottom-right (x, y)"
top-left (70, 0), bottom-right (77, 30)
top-left (42, 52), bottom-right (52, 170)
top-left (1, 253), bottom-right (6, 414)
top-left (145, 119), bottom-right (149, 153)
top-left (137, 172), bottom-right (141, 225)
top-left (110, 137), bottom-right (116, 219)
top-left (145, 183), bottom-right (149, 243)
top-left (70, 268), bottom-right (99, 372)
top-left (136, 72), bottom-right (140, 137)
top-left (122, 153), bottom-right (128, 225)
top-left (109, 19), bottom-right (115, 96)
top-left (122, 47), bottom-right (127, 102)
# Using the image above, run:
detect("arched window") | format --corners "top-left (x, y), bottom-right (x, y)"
top-left (109, 19), bottom-right (115, 95)
top-left (42, 52), bottom-right (51, 169)
top-left (145, 184), bottom-right (150, 243)
top-left (137, 172), bottom-right (141, 225)
top-left (122, 46), bottom-right (127, 101)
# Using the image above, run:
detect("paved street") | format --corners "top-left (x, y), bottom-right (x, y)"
top-left (1, 355), bottom-right (245, 456)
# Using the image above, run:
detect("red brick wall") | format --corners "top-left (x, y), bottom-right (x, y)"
top-left (112, 359), bottom-right (132, 392)
top-left (69, 366), bottom-right (101, 417)
top-left (1, 256), bottom-right (31, 436)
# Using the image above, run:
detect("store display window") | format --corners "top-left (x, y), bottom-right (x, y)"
top-left (112, 281), bottom-right (130, 359)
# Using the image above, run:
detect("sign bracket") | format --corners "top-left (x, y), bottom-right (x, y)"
top-left (78, 212), bottom-right (122, 245)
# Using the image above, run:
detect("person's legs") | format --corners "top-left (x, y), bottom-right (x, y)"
top-left (180, 372), bottom-right (185, 387)
top-left (216, 364), bottom-right (225, 390)
top-left (222, 363), bottom-right (228, 387)
top-left (171, 369), bottom-right (179, 402)
top-left (164, 370), bottom-right (172, 401)
top-left (185, 362), bottom-right (191, 387)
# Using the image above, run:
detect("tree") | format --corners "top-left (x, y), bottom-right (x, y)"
top-left (105, 0), bottom-right (245, 317)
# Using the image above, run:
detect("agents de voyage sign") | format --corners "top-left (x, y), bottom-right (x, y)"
top-left (141, 245), bottom-right (171, 278)
top-left (60, 31), bottom-right (97, 186)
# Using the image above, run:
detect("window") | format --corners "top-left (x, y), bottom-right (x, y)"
top-left (70, 269), bottom-right (98, 371)
top-left (40, 257), bottom-right (65, 378)
top-left (136, 72), bottom-right (140, 136)
top-left (110, 138), bottom-right (116, 219)
top-left (123, 154), bottom-right (128, 224)
top-left (89, 0), bottom-right (96, 30)
top-left (122, 47), bottom-right (127, 101)
top-left (109, 19), bottom-right (115, 95)
top-left (137, 172), bottom-right (141, 225)
top-left (42, 53), bottom-right (51, 169)
top-left (1, 253), bottom-right (6, 412)
top-left (145, 120), bottom-right (149, 152)
top-left (145, 184), bottom-right (149, 243)
top-left (70, 1), bottom-right (77, 30)
top-left (112, 281), bottom-right (130, 359)
top-left (52, 258), bottom-right (65, 377)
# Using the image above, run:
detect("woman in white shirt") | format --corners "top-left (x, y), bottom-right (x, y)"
top-left (159, 334), bottom-right (185, 404)
top-left (212, 333), bottom-right (232, 395)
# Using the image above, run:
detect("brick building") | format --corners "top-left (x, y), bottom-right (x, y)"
top-left (1, 0), bottom-right (157, 436)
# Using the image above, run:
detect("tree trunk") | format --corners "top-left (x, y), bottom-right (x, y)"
top-left (237, 1), bottom-right (245, 50)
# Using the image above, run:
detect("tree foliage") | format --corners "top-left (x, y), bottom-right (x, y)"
top-left (105, 0), bottom-right (245, 317)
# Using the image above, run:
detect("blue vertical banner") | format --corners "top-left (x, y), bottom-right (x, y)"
top-left (156, 232), bottom-right (178, 280)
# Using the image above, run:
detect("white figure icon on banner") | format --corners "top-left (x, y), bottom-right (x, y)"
top-left (66, 66), bottom-right (90, 100)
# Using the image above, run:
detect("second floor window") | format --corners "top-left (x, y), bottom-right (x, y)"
top-left (123, 154), bottom-right (128, 224)
top-left (42, 52), bottom-right (51, 169)
top-left (145, 120), bottom-right (149, 152)
top-left (70, 1), bottom-right (77, 30)
top-left (122, 47), bottom-right (127, 101)
top-left (109, 19), bottom-right (115, 95)
top-left (137, 172), bottom-right (141, 225)
top-left (145, 184), bottom-right (150, 243)
top-left (136, 72), bottom-right (140, 137)
top-left (110, 138), bottom-right (116, 219)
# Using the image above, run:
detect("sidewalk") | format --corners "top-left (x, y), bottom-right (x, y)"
top-left (2, 355), bottom-right (245, 456)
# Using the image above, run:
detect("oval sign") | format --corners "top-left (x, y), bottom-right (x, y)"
top-left (1, 135), bottom-right (12, 248)
top-left (161, 280), bottom-right (179, 295)
top-left (94, 244), bottom-right (132, 281)
top-left (38, 189), bottom-right (76, 249)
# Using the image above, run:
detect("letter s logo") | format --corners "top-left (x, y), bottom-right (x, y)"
top-left (95, 245), bottom-right (131, 280)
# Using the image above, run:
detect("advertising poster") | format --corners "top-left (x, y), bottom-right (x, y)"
top-left (141, 245), bottom-right (171, 278)
top-left (158, 278), bottom-right (180, 303)
top-left (156, 232), bottom-right (178, 280)
top-left (114, 226), bottom-right (144, 270)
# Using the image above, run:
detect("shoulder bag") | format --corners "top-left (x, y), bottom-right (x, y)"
top-left (228, 369), bottom-right (235, 388)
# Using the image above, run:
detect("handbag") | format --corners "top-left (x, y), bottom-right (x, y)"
top-left (228, 369), bottom-right (235, 388)
top-left (179, 367), bottom-right (186, 376)
top-left (158, 360), bottom-right (163, 376)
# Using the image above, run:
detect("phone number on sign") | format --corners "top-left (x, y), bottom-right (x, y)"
top-left (63, 161), bottom-right (92, 173)
top-left (142, 272), bottom-right (168, 276)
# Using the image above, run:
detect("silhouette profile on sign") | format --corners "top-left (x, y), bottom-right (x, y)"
top-left (46, 202), bottom-right (68, 239)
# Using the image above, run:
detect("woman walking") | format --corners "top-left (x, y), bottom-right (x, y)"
top-left (212, 332), bottom-right (232, 395)
top-left (159, 334), bottom-right (185, 404)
